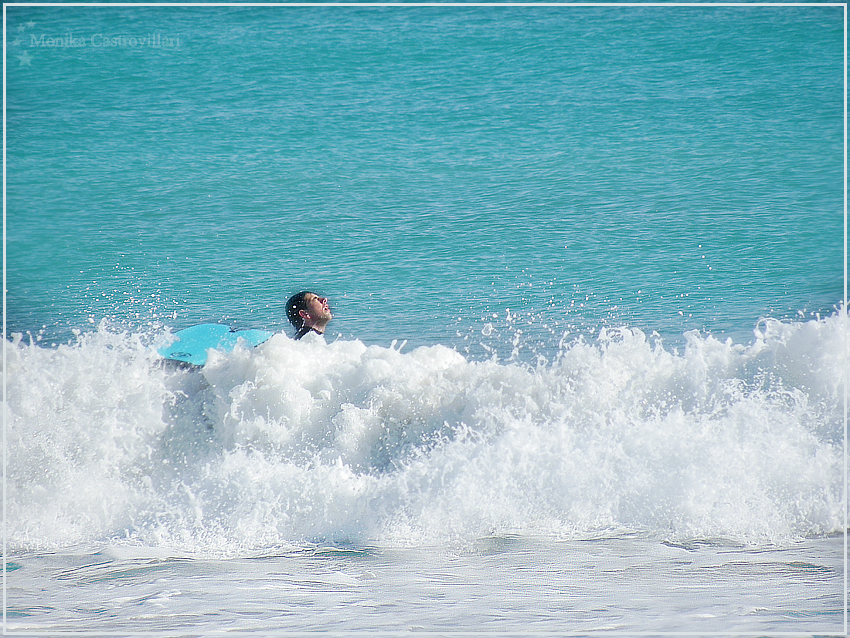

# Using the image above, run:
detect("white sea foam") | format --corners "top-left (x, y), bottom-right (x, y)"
top-left (4, 312), bottom-right (845, 555)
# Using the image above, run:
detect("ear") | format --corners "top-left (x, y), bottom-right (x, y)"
top-left (299, 309), bottom-right (310, 320)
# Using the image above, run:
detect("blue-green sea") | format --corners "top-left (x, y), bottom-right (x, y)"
top-left (4, 4), bottom-right (846, 635)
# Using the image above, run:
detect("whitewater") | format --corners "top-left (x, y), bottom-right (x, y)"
top-left (6, 311), bottom-right (844, 555)
top-left (4, 312), bottom-right (845, 634)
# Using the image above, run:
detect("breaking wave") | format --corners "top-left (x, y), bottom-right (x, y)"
top-left (4, 311), bottom-right (845, 555)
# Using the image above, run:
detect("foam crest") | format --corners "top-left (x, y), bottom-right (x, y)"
top-left (4, 312), bottom-right (845, 553)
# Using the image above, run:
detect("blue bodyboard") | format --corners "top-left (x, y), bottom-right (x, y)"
top-left (158, 324), bottom-right (275, 366)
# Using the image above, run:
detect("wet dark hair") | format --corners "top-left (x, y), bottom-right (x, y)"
top-left (286, 291), bottom-right (313, 330)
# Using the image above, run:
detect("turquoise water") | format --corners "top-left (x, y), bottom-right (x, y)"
top-left (4, 5), bottom-right (846, 635)
top-left (7, 5), bottom-right (844, 351)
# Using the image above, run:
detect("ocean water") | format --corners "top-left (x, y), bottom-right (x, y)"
top-left (4, 4), bottom-right (846, 635)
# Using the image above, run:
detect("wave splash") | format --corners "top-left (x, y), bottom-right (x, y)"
top-left (5, 312), bottom-right (845, 554)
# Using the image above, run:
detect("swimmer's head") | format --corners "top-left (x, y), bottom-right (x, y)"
top-left (286, 291), bottom-right (332, 333)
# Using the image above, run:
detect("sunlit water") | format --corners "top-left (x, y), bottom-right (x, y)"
top-left (4, 4), bottom-right (845, 634)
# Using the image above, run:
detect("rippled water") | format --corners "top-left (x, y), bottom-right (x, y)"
top-left (5, 4), bottom-right (845, 635)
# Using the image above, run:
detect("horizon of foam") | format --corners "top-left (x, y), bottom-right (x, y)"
top-left (4, 310), bottom-right (845, 555)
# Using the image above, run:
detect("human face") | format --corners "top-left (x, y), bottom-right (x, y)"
top-left (301, 293), bottom-right (332, 327)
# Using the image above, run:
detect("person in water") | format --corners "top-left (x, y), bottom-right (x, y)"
top-left (286, 291), bottom-right (332, 340)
